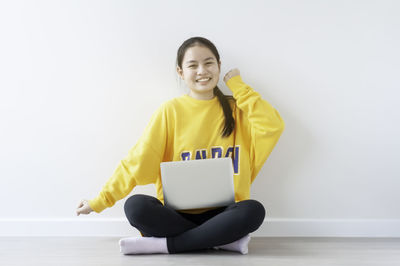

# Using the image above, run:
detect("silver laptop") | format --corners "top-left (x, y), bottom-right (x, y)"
top-left (160, 157), bottom-right (235, 211)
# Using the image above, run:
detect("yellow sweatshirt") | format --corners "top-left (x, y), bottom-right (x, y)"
top-left (88, 75), bottom-right (285, 214)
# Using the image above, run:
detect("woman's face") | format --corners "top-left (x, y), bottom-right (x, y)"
top-left (177, 45), bottom-right (221, 99)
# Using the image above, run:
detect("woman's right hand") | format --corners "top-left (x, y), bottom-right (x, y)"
top-left (76, 199), bottom-right (94, 216)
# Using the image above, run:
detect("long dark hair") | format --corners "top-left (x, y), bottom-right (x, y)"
top-left (176, 37), bottom-right (236, 138)
top-left (176, 37), bottom-right (237, 164)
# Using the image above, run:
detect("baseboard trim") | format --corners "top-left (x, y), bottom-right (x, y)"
top-left (0, 218), bottom-right (399, 237)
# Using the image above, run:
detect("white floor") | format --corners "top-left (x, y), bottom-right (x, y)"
top-left (1, 237), bottom-right (400, 266)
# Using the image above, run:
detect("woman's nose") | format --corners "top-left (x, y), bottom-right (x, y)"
top-left (197, 65), bottom-right (207, 74)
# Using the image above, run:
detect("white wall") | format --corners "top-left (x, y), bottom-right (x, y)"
top-left (1, 0), bottom-right (399, 236)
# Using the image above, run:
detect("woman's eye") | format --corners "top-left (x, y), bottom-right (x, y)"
top-left (188, 62), bottom-right (212, 68)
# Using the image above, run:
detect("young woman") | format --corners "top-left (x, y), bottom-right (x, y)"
top-left (76, 37), bottom-right (285, 255)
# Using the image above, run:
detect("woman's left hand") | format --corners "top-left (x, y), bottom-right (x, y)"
top-left (223, 68), bottom-right (240, 83)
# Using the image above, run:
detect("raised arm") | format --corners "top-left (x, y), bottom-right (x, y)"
top-left (225, 70), bottom-right (285, 183)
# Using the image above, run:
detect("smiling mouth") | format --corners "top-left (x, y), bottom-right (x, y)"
top-left (196, 77), bottom-right (212, 83)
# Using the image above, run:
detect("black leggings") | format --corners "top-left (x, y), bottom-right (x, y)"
top-left (123, 194), bottom-right (265, 254)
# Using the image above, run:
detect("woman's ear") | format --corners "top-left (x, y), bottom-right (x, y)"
top-left (176, 66), bottom-right (183, 79)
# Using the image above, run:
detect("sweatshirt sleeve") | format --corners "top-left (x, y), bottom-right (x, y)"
top-left (88, 103), bottom-right (168, 213)
top-left (226, 75), bottom-right (285, 183)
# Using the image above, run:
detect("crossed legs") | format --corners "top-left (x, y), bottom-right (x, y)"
top-left (122, 194), bottom-right (265, 254)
